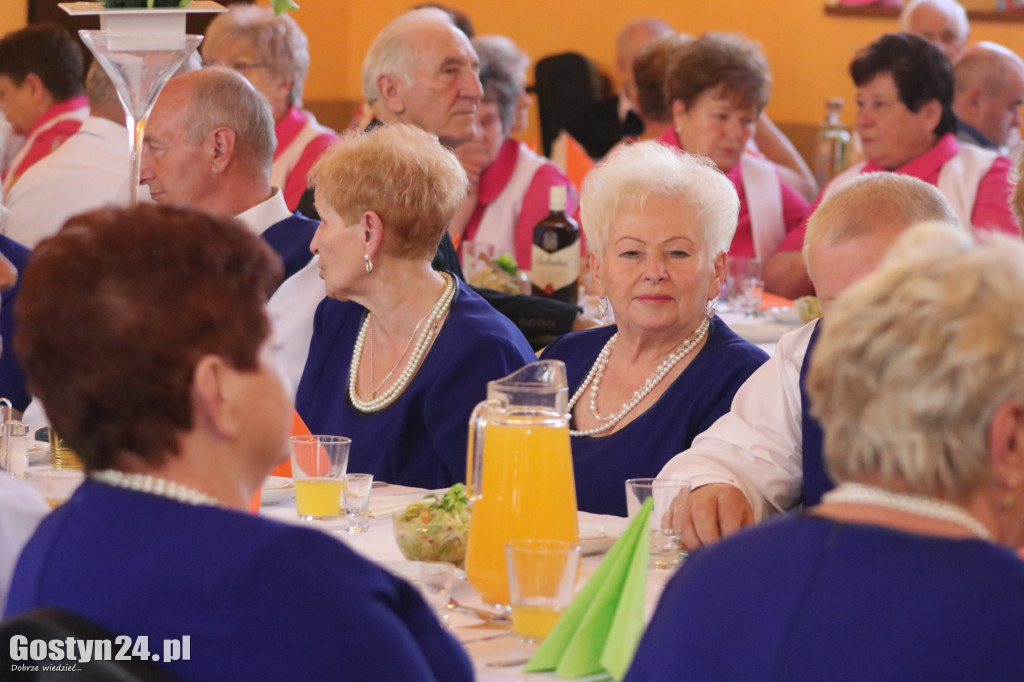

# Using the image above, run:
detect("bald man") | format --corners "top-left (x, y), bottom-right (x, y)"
top-left (954, 41), bottom-right (1024, 152)
top-left (660, 173), bottom-right (962, 548)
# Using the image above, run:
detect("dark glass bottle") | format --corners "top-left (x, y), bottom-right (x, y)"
top-left (529, 186), bottom-right (580, 304)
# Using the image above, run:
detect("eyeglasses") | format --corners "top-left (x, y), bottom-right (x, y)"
top-left (202, 60), bottom-right (272, 73)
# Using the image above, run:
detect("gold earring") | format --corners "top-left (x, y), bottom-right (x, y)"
top-left (364, 254), bottom-right (373, 275)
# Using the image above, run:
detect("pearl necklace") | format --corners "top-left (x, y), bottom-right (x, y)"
top-left (349, 272), bottom-right (456, 413)
top-left (822, 482), bottom-right (994, 541)
top-left (567, 316), bottom-right (710, 437)
top-left (90, 469), bottom-right (221, 507)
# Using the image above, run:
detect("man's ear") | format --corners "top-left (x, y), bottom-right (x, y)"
top-left (208, 127), bottom-right (237, 174)
top-left (376, 74), bottom-right (407, 116)
top-left (191, 355), bottom-right (243, 441)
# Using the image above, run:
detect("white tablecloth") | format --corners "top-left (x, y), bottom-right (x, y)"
top-left (261, 484), bottom-right (675, 681)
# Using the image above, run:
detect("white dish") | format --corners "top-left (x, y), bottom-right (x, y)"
top-left (260, 475), bottom-right (294, 505)
top-left (579, 523), bottom-right (620, 556)
top-left (770, 306), bottom-right (803, 326)
top-left (28, 445), bottom-right (50, 466)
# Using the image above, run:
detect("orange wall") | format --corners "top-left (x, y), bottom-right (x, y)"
top-left (293, 0), bottom-right (1024, 130)
top-left (4, 1), bottom-right (1023, 132)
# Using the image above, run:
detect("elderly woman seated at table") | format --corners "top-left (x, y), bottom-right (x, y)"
top-left (661, 32), bottom-right (809, 297)
top-left (836, 33), bottom-right (1018, 236)
top-left (626, 223), bottom-right (1024, 681)
top-left (448, 35), bottom-right (577, 271)
top-left (539, 142), bottom-right (768, 516)
top-left (202, 4), bottom-right (338, 210)
top-left (295, 124), bottom-right (535, 489)
top-left (4, 204), bottom-right (471, 681)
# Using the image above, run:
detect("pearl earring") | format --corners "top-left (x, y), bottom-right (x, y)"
top-left (364, 254), bottom-right (373, 275)
top-left (597, 297), bottom-right (609, 318)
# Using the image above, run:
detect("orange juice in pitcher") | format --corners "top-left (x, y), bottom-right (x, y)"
top-left (465, 361), bottom-right (579, 607)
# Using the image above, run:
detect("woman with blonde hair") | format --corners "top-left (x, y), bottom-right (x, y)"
top-left (296, 124), bottom-right (534, 489)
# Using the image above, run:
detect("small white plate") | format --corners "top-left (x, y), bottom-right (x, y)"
top-left (28, 445), bottom-right (50, 466)
top-left (261, 475), bottom-right (294, 505)
top-left (770, 306), bottom-right (802, 326)
top-left (579, 523), bottom-right (619, 556)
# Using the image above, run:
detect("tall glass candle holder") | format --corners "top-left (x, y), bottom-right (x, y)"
top-left (61, 2), bottom-right (224, 204)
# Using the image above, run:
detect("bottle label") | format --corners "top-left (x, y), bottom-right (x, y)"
top-left (530, 242), bottom-right (580, 293)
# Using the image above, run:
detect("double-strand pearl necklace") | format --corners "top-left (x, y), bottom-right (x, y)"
top-left (567, 316), bottom-right (710, 437)
top-left (822, 482), bottom-right (994, 541)
top-left (90, 469), bottom-right (221, 507)
top-left (349, 272), bottom-right (456, 413)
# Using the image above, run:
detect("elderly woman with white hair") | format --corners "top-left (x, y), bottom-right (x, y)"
top-left (625, 223), bottom-right (1024, 681)
top-left (202, 5), bottom-right (339, 210)
top-left (540, 142), bottom-right (768, 516)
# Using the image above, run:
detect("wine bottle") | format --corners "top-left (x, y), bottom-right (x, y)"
top-left (529, 186), bottom-right (580, 304)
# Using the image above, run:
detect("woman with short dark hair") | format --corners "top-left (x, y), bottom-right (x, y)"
top-left (6, 203), bottom-right (472, 681)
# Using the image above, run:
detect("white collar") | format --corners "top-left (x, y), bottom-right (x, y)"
top-left (235, 187), bottom-right (290, 237)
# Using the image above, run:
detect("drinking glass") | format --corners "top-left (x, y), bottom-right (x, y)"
top-left (724, 257), bottom-right (764, 316)
top-left (342, 473), bottom-right (373, 532)
top-left (505, 539), bottom-right (581, 643)
top-left (419, 561), bottom-right (456, 628)
top-left (290, 435), bottom-right (351, 520)
top-left (625, 478), bottom-right (692, 570)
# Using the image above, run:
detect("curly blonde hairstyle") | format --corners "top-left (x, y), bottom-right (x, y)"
top-left (309, 124), bottom-right (468, 261)
top-left (809, 224), bottom-right (1024, 496)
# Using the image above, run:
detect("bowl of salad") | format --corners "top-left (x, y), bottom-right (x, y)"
top-left (393, 484), bottom-right (471, 568)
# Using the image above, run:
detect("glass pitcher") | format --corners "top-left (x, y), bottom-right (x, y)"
top-left (464, 360), bottom-right (579, 607)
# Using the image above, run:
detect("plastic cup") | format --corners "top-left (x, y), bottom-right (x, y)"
top-left (342, 473), bottom-right (373, 532)
top-left (290, 435), bottom-right (351, 520)
top-left (626, 478), bottom-right (692, 570)
top-left (505, 539), bottom-right (581, 643)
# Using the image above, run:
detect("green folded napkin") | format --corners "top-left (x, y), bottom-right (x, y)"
top-left (524, 498), bottom-right (652, 680)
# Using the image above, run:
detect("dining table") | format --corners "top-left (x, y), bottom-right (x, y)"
top-left (260, 481), bottom-right (679, 682)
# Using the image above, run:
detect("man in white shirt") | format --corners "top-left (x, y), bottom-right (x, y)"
top-left (140, 67), bottom-right (318, 394)
top-left (661, 172), bottom-right (961, 548)
top-left (5, 63), bottom-right (148, 248)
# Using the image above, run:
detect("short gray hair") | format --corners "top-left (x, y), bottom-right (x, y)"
top-left (803, 172), bottom-right (959, 264)
top-left (580, 141), bottom-right (738, 258)
top-left (809, 224), bottom-right (1024, 496)
top-left (899, 0), bottom-right (969, 42)
top-left (362, 7), bottom-right (455, 103)
top-left (202, 4), bottom-right (310, 107)
top-left (182, 67), bottom-right (276, 175)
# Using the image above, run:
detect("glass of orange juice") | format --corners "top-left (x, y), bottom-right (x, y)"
top-left (290, 435), bottom-right (350, 520)
top-left (506, 539), bottom-right (580, 643)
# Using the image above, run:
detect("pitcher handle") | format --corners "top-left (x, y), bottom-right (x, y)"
top-left (466, 399), bottom-right (501, 502)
